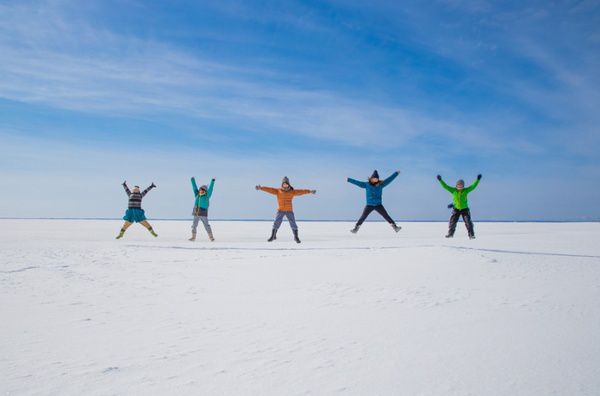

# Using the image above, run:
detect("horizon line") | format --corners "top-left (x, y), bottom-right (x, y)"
top-left (0, 217), bottom-right (598, 223)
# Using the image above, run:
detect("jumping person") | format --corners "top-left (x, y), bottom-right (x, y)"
top-left (190, 177), bottom-right (215, 241)
top-left (256, 176), bottom-right (316, 243)
top-left (348, 170), bottom-right (402, 233)
top-left (437, 174), bottom-right (482, 239)
top-left (116, 181), bottom-right (158, 239)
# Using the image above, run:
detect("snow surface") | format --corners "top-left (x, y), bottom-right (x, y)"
top-left (2, 219), bottom-right (600, 395)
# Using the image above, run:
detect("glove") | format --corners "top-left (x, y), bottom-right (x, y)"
top-left (151, 182), bottom-right (156, 188)
top-left (122, 180), bottom-right (127, 185)
top-left (437, 175), bottom-right (442, 181)
top-left (212, 178), bottom-right (216, 181)
top-left (477, 174), bottom-right (482, 180)
top-left (311, 190), bottom-right (317, 194)
top-left (255, 185), bottom-right (261, 190)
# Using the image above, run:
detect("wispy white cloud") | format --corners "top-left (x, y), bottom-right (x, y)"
top-left (0, 0), bottom-right (519, 152)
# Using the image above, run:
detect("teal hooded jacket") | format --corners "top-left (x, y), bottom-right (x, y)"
top-left (348, 171), bottom-right (399, 206)
top-left (191, 178), bottom-right (214, 209)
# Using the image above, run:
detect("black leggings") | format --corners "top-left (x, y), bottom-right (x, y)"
top-left (448, 208), bottom-right (475, 236)
top-left (356, 205), bottom-right (396, 226)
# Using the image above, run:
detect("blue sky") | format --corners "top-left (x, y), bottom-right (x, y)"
top-left (1, 0), bottom-right (599, 220)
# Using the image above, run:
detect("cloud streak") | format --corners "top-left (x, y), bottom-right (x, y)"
top-left (0, 0), bottom-right (529, 152)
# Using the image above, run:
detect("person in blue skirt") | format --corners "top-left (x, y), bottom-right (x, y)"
top-left (116, 181), bottom-right (157, 239)
top-left (347, 170), bottom-right (402, 233)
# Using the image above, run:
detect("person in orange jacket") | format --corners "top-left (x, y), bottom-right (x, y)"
top-left (256, 176), bottom-right (316, 243)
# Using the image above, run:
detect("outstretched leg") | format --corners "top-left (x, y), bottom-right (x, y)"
top-left (461, 209), bottom-right (475, 238)
top-left (285, 212), bottom-right (301, 243)
top-left (200, 216), bottom-right (214, 241)
top-left (352, 206), bottom-right (375, 233)
top-left (116, 221), bottom-right (132, 239)
top-left (140, 220), bottom-right (158, 237)
top-left (352, 206), bottom-right (376, 233)
top-left (269, 211), bottom-right (285, 242)
top-left (373, 205), bottom-right (394, 223)
top-left (285, 211), bottom-right (298, 231)
top-left (446, 208), bottom-right (460, 238)
top-left (189, 216), bottom-right (200, 241)
top-left (356, 206), bottom-right (375, 226)
top-left (272, 211), bottom-right (285, 231)
top-left (373, 205), bottom-right (401, 231)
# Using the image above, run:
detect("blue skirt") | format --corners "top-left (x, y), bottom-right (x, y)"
top-left (123, 208), bottom-right (147, 223)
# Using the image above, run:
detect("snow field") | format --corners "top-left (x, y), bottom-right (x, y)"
top-left (2, 220), bottom-right (600, 395)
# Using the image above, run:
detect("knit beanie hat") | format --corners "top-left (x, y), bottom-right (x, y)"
top-left (282, 176), bottom-right (293, 190)
top-left (200, 185), bottom-right (208, 192)
top-left (370, 170), bottom-right (380, 179)
top-left (456, 179), bottom-right (465, 187)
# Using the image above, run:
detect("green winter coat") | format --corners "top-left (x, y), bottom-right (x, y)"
top-left (439, 178), bottom-right (480, 210)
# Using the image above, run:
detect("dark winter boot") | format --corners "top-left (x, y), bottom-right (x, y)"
top-left (469, 235), bottom-right (476, 240)
top-left (350, 225), bottom-right (360, 234)
top-left (293, 229), bottom-right (301, 244)
top-left (391, 223), bottom-right (402, 232)
top-left (116, 228), bottom-right (126, 239)
top-left (268, 229), bottom-right (277, 242)
top-left (148, 227), bottom-right (158, 237)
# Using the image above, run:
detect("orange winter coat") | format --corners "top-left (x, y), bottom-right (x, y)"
top-left (258, 187), bottom-right (312, 212)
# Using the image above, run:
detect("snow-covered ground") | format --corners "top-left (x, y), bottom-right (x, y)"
top-left (2, 219), bottom-right (600, 395)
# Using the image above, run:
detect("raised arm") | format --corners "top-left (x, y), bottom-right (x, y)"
top-left (122, 181), bottom-right (131, 197)
top-left (381, 171), bottom-right (400, 187)
top-left (191, 177), bottom-right (199, 196)
top-left (437, 176), bottom-right (456, 193)
top-left (464, 175), bottom-right (482, 193)
top-left (347, 178), bottom-right (367, 188)
top-left (256, 186), bottom-right (278, 195)
top-left (207, 179), bottom-right (215, 198)
top-left (141, 183), bottom-right (156, 197)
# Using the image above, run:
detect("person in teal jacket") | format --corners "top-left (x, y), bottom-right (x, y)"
top-left (347, 170), bottom-right (402, 234)
top-left (437, 174), bottom-right (482, 239)
top-left (190, 177), bottom-right (215, 241)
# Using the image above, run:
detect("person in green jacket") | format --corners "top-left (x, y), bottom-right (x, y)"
top-left (437, 174), bottom-right (482, 239)
top-left (190, 177), bottom-right (215, 241)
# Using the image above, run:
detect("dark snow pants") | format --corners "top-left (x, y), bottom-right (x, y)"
top-left (448, 207), bottom-right (474, 237)
top-left (356, 205), bottom-right (396, 226)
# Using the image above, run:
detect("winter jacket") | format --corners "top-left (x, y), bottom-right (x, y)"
top-left (347, 171), bottom-right (399, 206)
top-left (192, 178), bottom-right (214, 209)
top-left (439, 178), bottom-right (480, 210)
top-left (123, 183), bottom-right (154, 209)
top-left (258, 187), bottom-right (312, 212)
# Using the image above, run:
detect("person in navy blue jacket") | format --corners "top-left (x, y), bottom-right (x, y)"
top-left (347, 170), bottom-right (401, 234)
